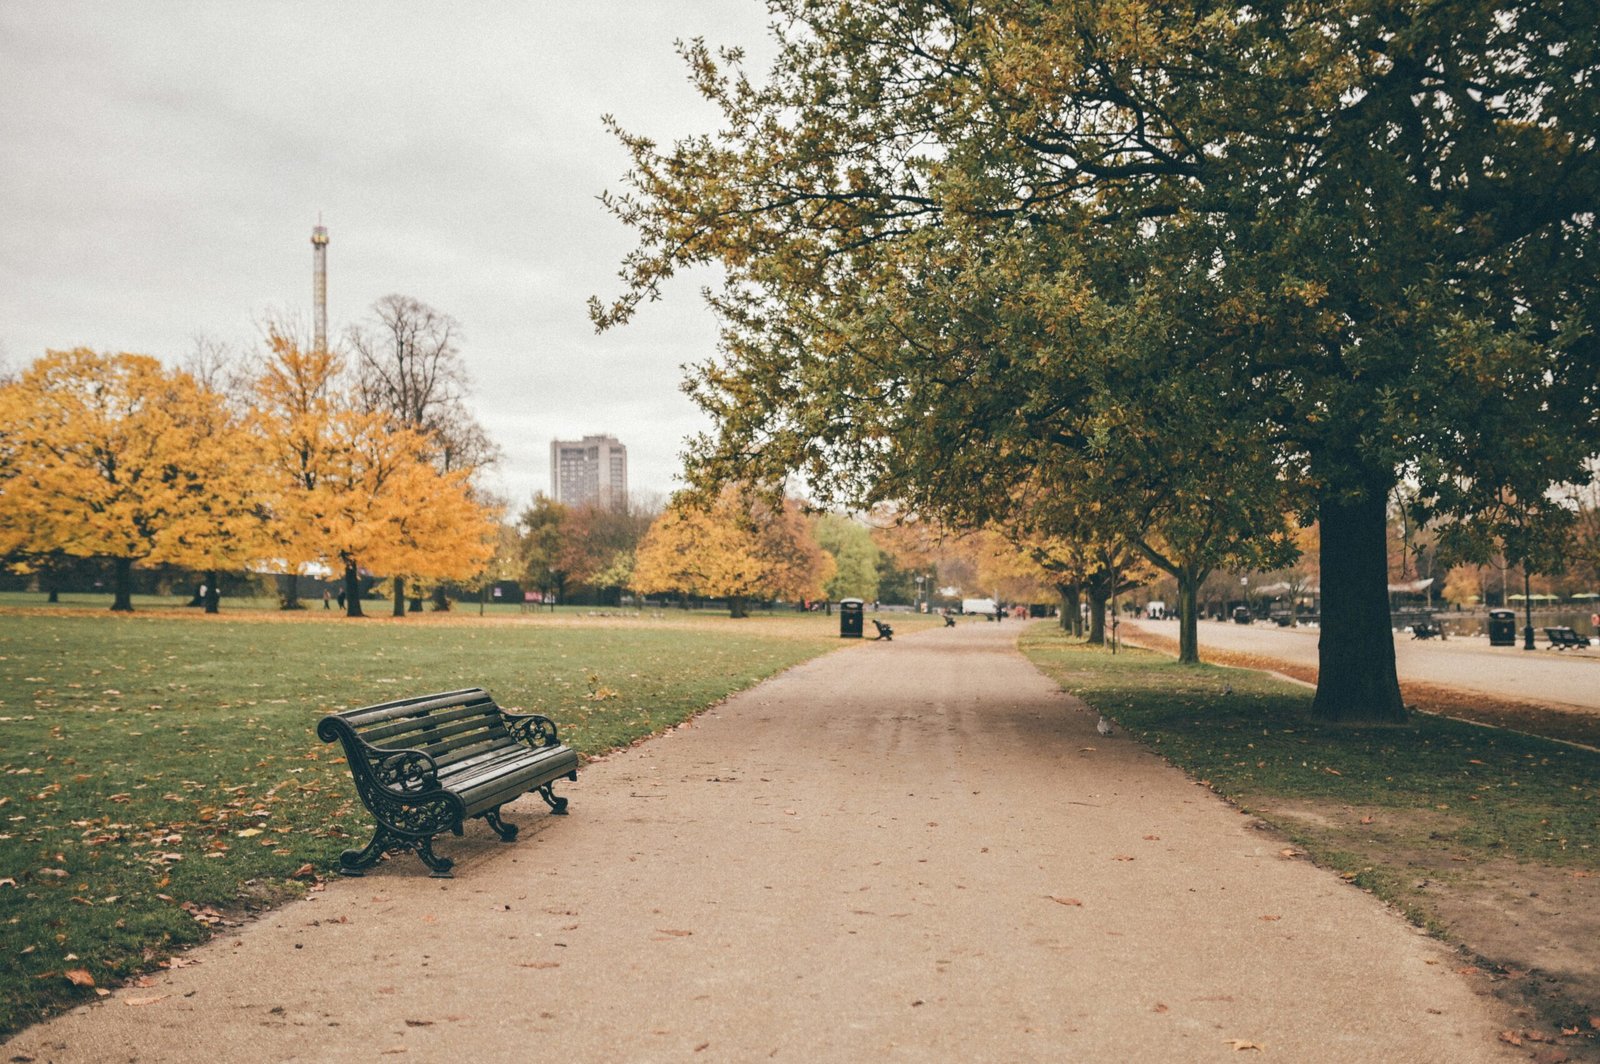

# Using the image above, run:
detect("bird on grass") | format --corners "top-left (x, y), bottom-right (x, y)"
top-left (1096, 715), bottom-right (1114, 737)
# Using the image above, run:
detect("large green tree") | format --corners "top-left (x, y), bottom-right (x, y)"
top-left (597, 0), bottom-right (1600, 723)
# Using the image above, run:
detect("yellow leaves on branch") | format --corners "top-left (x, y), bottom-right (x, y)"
top-left (632, 487), bottom-right (833, 602)
top-left (0, 340), bottom-right (497, 588)
top-left (0, 348), bottom-right (260, 569)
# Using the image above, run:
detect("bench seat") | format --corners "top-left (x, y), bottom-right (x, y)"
top-left (318, 687), bottom-right (578, 877)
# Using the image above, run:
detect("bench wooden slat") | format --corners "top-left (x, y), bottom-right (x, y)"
top-left (340, 689), bottom-right (496, 729)
top-left (364, 709), bottom-right (508, 751)
top-left (359, 703), bottom-right (502, 747)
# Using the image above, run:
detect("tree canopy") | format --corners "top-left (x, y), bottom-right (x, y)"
top-left (598, 0), bottom-right (1600, 721)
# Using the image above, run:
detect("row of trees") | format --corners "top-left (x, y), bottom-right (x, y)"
top-left (0, 297), bottom-right (498, 615)
top-left (596, 0), bottom-right (1600, 723)
top-left (511, 489), bottom-right (969, 616)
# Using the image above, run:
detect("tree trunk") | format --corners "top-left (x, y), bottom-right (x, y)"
top-left (280, 572), bottom-right (303, 610)
top-left (431, 587), bottom-right (450, 611)
top-left (203, 571), bottom-right (221, 614)
top-left (1087, 585), bottom-right (1108, 645)
top-left (1313, 483), bottom-right (1407, 723)
top-left (343, 558), bottom-right (364, 618)
top-left (110, 557), bottom-right (134, 612)
top-left (1175, 567), bottom-right (1205, 665)
top-left (729, 595), bottom-right (748, 619)
top-left (392, 577), bottom-right (406, 618)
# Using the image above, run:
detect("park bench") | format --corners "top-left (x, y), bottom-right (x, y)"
top-left (1544, 626), bottom-right (1592, 650)
top-left (872, 618), bottom-right (894, 641)
top-left (317, 688), bottom-right (578, 878)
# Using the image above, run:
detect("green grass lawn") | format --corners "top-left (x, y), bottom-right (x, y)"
top-left (1020, 626), bottom-right (1600, 941)
top-left (0, 607), bottom-right (848, 1035)
top-left (1020, 626), bottom-right (1600, 868)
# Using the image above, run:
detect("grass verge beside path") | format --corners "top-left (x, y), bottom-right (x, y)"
top-left (1019, 625), bottom-right (1600, 1056)
top-left (0, 609), bottom-right (846, 1036)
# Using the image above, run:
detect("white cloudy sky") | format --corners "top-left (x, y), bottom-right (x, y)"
top-left (0, 2), bottom-right (775, 504)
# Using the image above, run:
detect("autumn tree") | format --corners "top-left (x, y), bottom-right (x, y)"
top-left (518, 494), bottom-right (571, 606)
top-left (632, 489), bottom-right (835, 617)
top-left (0, 349), bottom-right (263, 611)
top-left (597, 1), bottom-right (1600, 723)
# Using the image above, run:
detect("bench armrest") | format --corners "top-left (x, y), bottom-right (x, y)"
top-left (502, 710), bottom-right (565, 750)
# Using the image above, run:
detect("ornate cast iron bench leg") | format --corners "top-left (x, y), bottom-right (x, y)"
top-left (339, 824), bottom-right (457, 878)
top-left (483, 806), bottom-right (520, 841)
top-left (538, 783), bottom-right (569, 815)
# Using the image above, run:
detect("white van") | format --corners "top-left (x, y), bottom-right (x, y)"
top-left (961, 598), bottom-right (997, 615)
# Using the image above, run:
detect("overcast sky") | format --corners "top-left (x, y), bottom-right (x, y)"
top-left (0, 2), bottom-right (775, 506)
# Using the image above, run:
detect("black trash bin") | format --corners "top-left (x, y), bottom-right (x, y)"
top-left (1487, 608), bottom-right (1517, 647)
top-left (839, 598), bottom-right (865, 639)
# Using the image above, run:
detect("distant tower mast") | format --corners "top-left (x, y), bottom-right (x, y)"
top-left (311, 220), bottom-right (330, 352)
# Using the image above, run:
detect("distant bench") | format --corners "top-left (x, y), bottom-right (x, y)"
top-left (1410, 621), bottom-right (1445, 640)
top-left (318, 688), bottom-right (578, 877)
top-left (1544, 627), bottom-right (1592, 650)
top-left (872, 619), bottom-right (894, 641)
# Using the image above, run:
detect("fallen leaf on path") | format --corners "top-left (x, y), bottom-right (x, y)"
top-left (1279, 848), bottom-right (1303, 859)
top-left (657, 929), bottom-right (693, 937)
top-left (64, 969), bottom-right (94, 987)
top-left (1048, 896), bottom-right (1083, 907)
top-left (125, 995), bottom-right (167, 1007)
top-left (1498, 1030), bottom-right (1523, 1046)
top-left (1225, 1039), bottom-right (1264, 1051)
top-left (1260, 915), bottom-right (1282, 921)
top-left (1113, 855), bottom-right (1135, 861)
top-left (404, 1019), bottom-right (434, 1027)
top-left (1152, 1003), bottom-right (1169, 1013)
top-left (519, 962), bottom-right (560, 969)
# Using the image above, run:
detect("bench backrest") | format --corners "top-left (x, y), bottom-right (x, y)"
top-left (330, 688), bottom-right (518, 772)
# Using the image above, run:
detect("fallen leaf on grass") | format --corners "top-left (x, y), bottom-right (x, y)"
top-left (64, 969), bottom-right (95, 987)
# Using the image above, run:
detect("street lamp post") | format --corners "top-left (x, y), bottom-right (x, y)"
top-left (1522, 568), bottom-right (1535, 651)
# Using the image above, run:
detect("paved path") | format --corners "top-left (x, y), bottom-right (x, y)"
top-left (1130, 617), bottom-right (1600, 714)
top-left (4, 622), bottom-right (1517, 1062)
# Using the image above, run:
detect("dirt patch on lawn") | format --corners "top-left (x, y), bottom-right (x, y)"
top-left (1260, 801), bottom-right (1600, 1059)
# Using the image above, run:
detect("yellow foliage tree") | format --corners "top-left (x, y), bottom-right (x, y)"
top-left (251, 334), bottom-right (495, 618)
top-left (632, 489), bottom-right (834, 617)
top-left (0, 349), bottom-right (262, 611)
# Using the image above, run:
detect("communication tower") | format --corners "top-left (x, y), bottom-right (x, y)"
top-left (311, 221), bottom-right (329, 352)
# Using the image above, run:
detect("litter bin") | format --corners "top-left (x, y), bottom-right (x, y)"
top-left (1487, 608), bottom-right (1517, 647)
top-left (839, 598), bottom-right (865, 639)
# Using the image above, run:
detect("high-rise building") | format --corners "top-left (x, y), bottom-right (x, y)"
top-left (550, 435), bottom-right (628, 510)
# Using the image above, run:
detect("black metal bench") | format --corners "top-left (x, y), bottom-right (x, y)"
top-left (1544, 626), bottom-right (1592, 650)
top-left (871, 618), bottom-right (894, 641)
top-left (318, 688), bottom-right (578, 878)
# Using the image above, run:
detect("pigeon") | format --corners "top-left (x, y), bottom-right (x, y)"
top-left (1096, 715), bottom-right (1114, 737)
